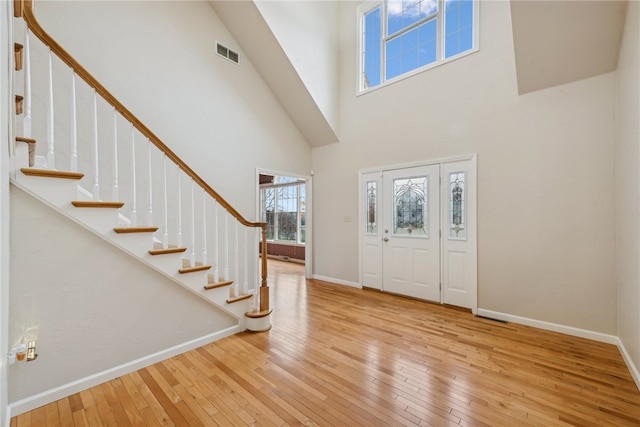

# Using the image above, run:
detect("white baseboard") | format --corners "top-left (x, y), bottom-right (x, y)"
top-left (476, 309), bottom-right (618, 344)
top-left (311, 274), bottom-right (361, 289)
top-left (615, 337), bottom-right (640, 391)
top-left (8, 325), bottom-right (241, 418)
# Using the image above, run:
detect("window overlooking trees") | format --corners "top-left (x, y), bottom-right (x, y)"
top-left (359, 0), bottom-right (477, 92)
top-left (260, 176), bottom-right (306, 245)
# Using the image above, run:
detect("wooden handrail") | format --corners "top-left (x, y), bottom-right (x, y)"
top-left (20, 0), bottom-right (270, 295)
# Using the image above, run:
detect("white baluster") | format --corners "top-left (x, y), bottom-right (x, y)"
top-left (92, 90), bottom-right (99, 199)
top-left (176, 167), bottom-right (182, 248)
top-left (253, 227), bottom-right (259, 311)
top-left (46, 49), bottom-right (55, 169)
top-left (23, 29), bottom-right (32, 140)
top-left (163, 155), bottom-right (168, 249)
top-left (130, 125), bottom-right (137, 226)
top-left (244, 227), bottom-right (248, 294)
top-left (235, 221), bottom-right (239, 296)
top-left (112, 108), bottom-right (119, 201)
top-left (146, 139), bottom-right (153, 226)
top-left (224, 214), bottom-right (230, 288)
top-left (202, 189), bottom-right (207, 266)
top-left (190, 180), bottom-right (196, 266)
top-left (213, 201), bottom-right (219, 282)
top-left (69, 73), bottom-right (78, 172)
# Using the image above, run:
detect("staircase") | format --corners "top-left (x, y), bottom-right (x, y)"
top-left (9, 0), bottom-right (272, 332)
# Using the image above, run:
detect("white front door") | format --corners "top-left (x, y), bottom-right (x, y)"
top-left (360, 157), bottom-right (477, 311)
top-left (382, 165), bottom-right (440, 301)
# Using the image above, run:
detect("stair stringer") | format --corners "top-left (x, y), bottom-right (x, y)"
top-left (10, 173), bottom-right (255, 324)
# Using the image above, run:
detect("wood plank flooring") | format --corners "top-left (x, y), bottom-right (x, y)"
top-left (11, 260), bottom-right (640, 426)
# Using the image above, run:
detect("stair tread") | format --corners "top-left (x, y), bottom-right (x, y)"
top-left (204, 280), bottom-right (234, 290)
top-left (179, 265), bottom-right (212, 274)
top-left (227, 294), bottom-right (252, 304)
top-left (21, 168), bottom-right (83, 179)
top-left (245, 308), bottom-right (272, 318)
top-left (149, 247), bottom-right (187, 255)
top-left (114, 226), bottom-right (158, 234)
top-left (72, 200), bottom-right (124, 208)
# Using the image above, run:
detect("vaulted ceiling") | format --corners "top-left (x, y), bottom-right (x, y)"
top-left (210, 1), bottom-right (628, 146)
top-left (511, 0), bottom-right (627, 94)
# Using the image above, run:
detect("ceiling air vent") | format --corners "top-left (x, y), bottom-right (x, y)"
top-left (216, 42), bottom-right (239, 64)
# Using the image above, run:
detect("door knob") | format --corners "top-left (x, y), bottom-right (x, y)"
top-left (383, 237), bottom-right (389, 242)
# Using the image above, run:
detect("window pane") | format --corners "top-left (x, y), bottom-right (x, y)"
top-left (276, 186), bottom-right (297, 241)
top-left (363, 7), bottom-right (382, 88)
top-left (444, 0), bottom-right (474, 58)
top-left (393, 176), bottom-right (428, 237)
top-left (366, 181), bottom-right (378, 234)
top-left (449, 172), bottom-right (466, 239)
top-left (299, 184), bottom-right (306, 244)
top-left (276, 212), bottom-right (296, 241)
top-left (262, 188), bottom-right (275, 240)
top-left (387, 0), bottom-right (438, 36)
top-left (386, 19), bottom-right (436, 80)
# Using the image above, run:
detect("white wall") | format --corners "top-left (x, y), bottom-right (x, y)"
top-left (615, 1), bottom-right (640, 378)
top-left (255, 0), bottom-right (340, 134)
top-left (34, 0), bottom-right (313, 218)
top-left (312, 0), bottom-right (617, 333)
top-left (9, 186), bottom-right (237, 405)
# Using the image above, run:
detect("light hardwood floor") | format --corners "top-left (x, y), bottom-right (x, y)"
top-left (11, 260), bottom-right (640, 426)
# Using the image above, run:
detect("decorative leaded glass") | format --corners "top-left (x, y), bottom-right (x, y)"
top-left (449, 172), bottom-right (466, 239)
top-left (366, 181), bottom-right (378, 234)
top-left (393, 176), bottom-right (428, 237)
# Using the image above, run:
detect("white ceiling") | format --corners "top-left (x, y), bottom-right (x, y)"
top-left (209, 1), bottom-right (338, 148)
top-left (511, 0), bottom-right (628, 94)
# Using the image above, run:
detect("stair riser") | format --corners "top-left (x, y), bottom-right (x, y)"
top-left (110, 233), bottom-right (156, 257)
top-left (12, 143), bottom-right (30, 171)
top-left (16, 173), bottom-right (80, 207)
top-left (65, 207), bottom-right (120, 236)
top-left (143, 252), bottom-right (187, 274)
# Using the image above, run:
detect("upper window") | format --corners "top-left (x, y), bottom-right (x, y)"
top-left (359, 0), bottom-right (477, 92)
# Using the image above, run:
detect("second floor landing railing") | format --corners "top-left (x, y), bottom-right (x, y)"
top-left (13, 0), bottom-right (271, 316)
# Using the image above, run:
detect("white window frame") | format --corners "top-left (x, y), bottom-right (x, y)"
top-left (260, 180), bottom-right (306, 246)
top-left (357, 0), bottom-right (480, 95)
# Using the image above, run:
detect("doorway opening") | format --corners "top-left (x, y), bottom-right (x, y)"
top-left (257, 170), bottom-right (312, 279)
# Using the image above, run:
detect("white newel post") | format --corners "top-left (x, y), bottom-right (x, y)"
top-left (46, 49), bottom-right (55, 169)
top-left (190, 180), bottom-right (196, 266)
top-left (176, 167), bottom-right (183, 248)
top-left (162, 155), bottom-right (168, 248)
top-left (202, 189), bottom-right (207, 266)
top-left (146, 139), bottom-right (153, 226)
top-left (112, 108), bottom-right (119, 201)
top-left (130, 125), bottom-right (137, 226)
top-left (91, 90), bottom-right (99, 199)
top-left (69, 73), bottom-right (77, 172)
